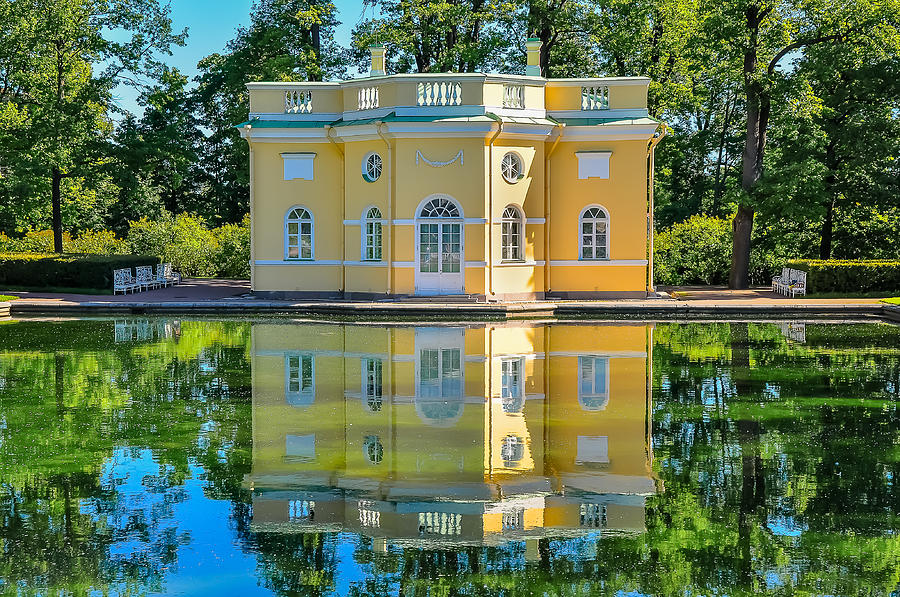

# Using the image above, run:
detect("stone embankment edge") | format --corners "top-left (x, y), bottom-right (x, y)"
top-left (884, 304), bottom-right (900, 323)
top-left (6, 300), bottom-right (899, 322)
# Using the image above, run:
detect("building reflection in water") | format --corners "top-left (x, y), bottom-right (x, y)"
top-left (248, 323), bottom-right (654, 554)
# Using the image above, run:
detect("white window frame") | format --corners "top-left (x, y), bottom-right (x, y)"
top-left (500, 205), bottom-right (524, 262)
top-left (577, 356), bottom-right (609, 411)
top-left (361, 206), bottom-right (384, 261)
top-left (285, 206), bottom-right (314, 260)
top-left (285, 353), bottom-right (315, 407)
top-left (500, 357), bottom-right (525, 413)
top-left (500, 152), bottom-right (524, 184)
top-left (362, 151), bottom-right (383, 183)
top-left (578, 205), bottom-right (609, 261)
top-left (361, 357), bottom-right (383, 412)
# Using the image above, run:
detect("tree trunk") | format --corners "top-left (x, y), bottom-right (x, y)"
top-left (52, 167), bottom-right (63, 253)
top-left (730, 6), bottom-right (770, 289)
top-left (819, 140), bottom-right (838, 259)
top-left (730, 204), bottom-right (754, 288)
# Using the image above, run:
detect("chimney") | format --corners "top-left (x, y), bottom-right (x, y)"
top-left (370, 44), bottom-right (386, 77)
top-left (525, 38), bottom-right (542, 77)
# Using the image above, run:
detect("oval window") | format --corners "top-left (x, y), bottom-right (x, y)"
top-left (363, 152), bottom-right (382, 182)
top-left (501, 152), bottom-right (524, 184)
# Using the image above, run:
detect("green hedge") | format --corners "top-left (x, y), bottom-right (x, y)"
top-left (786, 259), bottom-right (900, 294)
top-left (0, 253), bottom-right (159, 290)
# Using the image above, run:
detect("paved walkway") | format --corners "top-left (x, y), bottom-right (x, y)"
top-left (0, 280), bottom-right (896, 321)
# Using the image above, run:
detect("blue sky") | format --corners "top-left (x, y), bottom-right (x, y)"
top-left (116, 0), bottom-right (363, 115)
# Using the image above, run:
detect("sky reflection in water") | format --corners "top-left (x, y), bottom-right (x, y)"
top-left (1, 318), bottom-right (899, 595)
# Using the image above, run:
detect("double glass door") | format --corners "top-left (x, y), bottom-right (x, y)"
top-left (417, 221), bottom-right (463, 295)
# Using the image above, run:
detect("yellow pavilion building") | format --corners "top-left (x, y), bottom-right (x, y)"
top-left (246, 322), bottom-right (655, 550)
top-left (239, 41), bottom-right (665, 300)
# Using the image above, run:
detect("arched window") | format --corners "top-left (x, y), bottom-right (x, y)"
top-left (285, 353), bottom-right (314, 407)
top-left (362, 358), bottom-right (383, 412)
top-left (286, 207), bottom-right (313, 260)
top-left (501, 358), bottom-right (525, 414)
top-left (501, 206), bottom-right (523, 261)
top-left (362, 207), bottom-right (383, 261)
top-left (419, 196), bottom-right (461, 218)
top-left (578, 356), bottom-right (609, 411)
top-left (579, 206), bottom-right (608, 260)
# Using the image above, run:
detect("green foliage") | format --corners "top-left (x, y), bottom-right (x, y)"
top-left (126, 214), bottom-right (220, 277)
top-left (654, 215), bottom-right (732, 285)
top-left (213, 215), bottom-right (252, 279)
top-left (0, 295), bottom-right (18, 301)
top-left (787, 259), bottom-right (900, 294)
top-left (0, 229), bottom-right (126, 254)
top-left (0, 253), bottom-right (158, 290)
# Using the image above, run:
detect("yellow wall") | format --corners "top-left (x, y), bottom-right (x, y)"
top-left (246, 75), bottom-right (656, 297)
top-left (248, 322), bottom-right (654, 544)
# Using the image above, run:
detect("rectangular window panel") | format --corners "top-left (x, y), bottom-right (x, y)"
top-left (501, 358), bottom-right (521, 399)
top-left (420, 224), bottom-right (439, 272)
top-left (442, 225), bottom-right (461, 273)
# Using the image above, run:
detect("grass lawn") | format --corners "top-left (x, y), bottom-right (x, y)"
top-left (0, 295), bottom-right (19, 301)
top-left (882, 297), bottom-right (900, 305)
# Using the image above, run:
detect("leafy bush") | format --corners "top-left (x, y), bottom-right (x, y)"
top-left (786, 259), bottom-right (900, 294)
top-left (1, 214), bottom-right (250, 280)
top-left (69, 230), bottom-right (127, 254)
top-left (0, 253), bottom-right (159, 290)
top-left (213, 215), bottom-right (251, 278)
top-left (126, 214), bottom-right (220, 277)
top-left (0, 229), bottom-right (126, 254)
top-left (654, 215), bottom-right (732, 285)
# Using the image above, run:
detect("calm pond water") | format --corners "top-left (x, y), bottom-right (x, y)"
top-left (1, 318), bottom-right (900, 595)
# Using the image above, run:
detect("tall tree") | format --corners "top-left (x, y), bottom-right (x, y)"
top-left (711, 0), bottom-right (897, 288)
top-left (193, 0), bottom-right (345, 224)
top-left (351, 0), bottom-right (507, 73)
top-left (0, 0), bottom-right (185, 252)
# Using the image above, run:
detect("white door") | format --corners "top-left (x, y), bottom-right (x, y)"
top-left (416, 221), bottom-right (464, 295)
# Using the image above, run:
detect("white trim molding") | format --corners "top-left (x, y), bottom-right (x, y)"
top-left (525, 218), bottom-right (546, 224)
top-left (549, 259), bottom-right (648, 266)
top-left (492, 260), bottom-right (545, 267)
top-left (548, 108), bottom-right (649, 120)
top-left (255, 260), bottom-right (342, 266)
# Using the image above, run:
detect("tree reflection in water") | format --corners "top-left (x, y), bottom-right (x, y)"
top-left (0, 318), bottom-right (898, 595)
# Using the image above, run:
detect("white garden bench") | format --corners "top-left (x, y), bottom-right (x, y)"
top-left (113, 268), bottom-right (139, 294)
top-left (135, 265), bottom-right (158, 291)
top-left (156, 263), bottom-right (180, 287)
top-left (772, 268), bottom-right (806, 297)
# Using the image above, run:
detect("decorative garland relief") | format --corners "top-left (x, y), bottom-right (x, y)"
top-left (416, 149), bottom-right (463, 167)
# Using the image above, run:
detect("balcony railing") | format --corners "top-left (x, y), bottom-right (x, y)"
top-left (417, 81), bottom-right (462, 106)
top-left (503, 84), bottom-right (525, 109)
top-left (285, 89), bottom-right (313, 113)
top-left (357, 86), bottom-right (379, 110)
top-left (581, 85), bottom-right (609, 110)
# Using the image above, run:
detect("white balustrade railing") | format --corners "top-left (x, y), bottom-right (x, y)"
top-left (503, 84), bottom-right (525, 109)
top-left (418, 511), bottom-right (462, 535)
top-left (581, 85), bottom-right (609, 110)
top-left (417, 81), bottom-right (463, 106)
top-left (357, 86), bottom-right (380, 110)
top-left (285, 89), bottom-right (313, 113)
